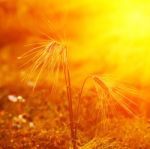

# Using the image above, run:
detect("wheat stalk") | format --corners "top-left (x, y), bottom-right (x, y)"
top-left (75, 74), bottom-right (136, 139)
top-left (19, 40), bottom-right (77, 149)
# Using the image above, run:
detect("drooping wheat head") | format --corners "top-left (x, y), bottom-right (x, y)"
top-left (76, 74), bottom-right (137, 138)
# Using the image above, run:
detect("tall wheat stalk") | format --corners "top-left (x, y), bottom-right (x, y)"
top-left (19, 40), bottom-right (77, 149)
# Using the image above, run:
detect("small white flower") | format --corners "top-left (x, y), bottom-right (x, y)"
top-left (8, 95), bottom-right (18, 102)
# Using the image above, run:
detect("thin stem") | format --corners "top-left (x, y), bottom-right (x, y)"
top-left (75, 75), bottom-right (92, 141)
top-left (63, 47), bottom-right (76, 149)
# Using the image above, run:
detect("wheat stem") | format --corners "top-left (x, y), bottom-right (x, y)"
top-left (62, 47), bottom-right (76, 149)
top-left (75, 75), bottom-right (92, 141)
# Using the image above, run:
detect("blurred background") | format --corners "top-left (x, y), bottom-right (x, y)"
top-left (1, 0), bottom-right (150, 115)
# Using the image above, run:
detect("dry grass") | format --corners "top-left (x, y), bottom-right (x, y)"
top-left (0, 69), bottom-right (149, 149)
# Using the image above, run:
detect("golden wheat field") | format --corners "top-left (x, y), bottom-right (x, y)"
top-left (1, 0), bottom-right (150, 149)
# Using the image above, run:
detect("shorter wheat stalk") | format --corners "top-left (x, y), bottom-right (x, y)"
top-left (75, 74), bottom-right (136, 139)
